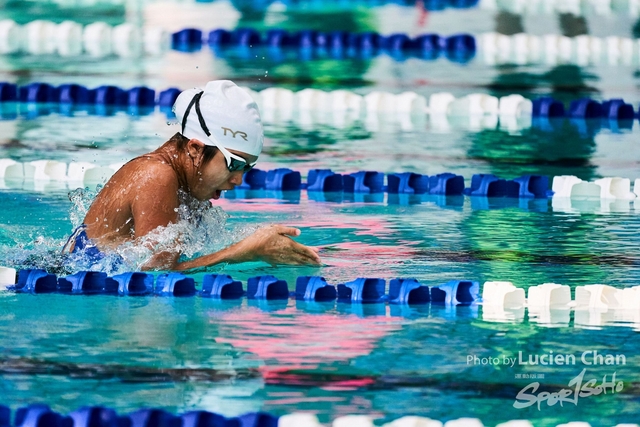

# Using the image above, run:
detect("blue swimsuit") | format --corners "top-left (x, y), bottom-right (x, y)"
top-left (64, 225), bottom-right (125, 270)
top-left (64, 224), bottom-right (107, 261)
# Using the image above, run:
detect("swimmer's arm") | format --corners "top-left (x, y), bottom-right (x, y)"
top-left (173, 225), bottom-right (322, 271)
top-left (130, 164), bottom-right (183, 270)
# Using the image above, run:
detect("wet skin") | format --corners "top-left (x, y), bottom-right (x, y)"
top-left (82, 136), bottom-right (322, 271)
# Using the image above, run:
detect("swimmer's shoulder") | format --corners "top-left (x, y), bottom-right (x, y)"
top-left (112, 154), bottom-right (180, 190)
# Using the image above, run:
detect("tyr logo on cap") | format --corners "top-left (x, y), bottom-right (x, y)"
top-left (222, 127), bottom-right (248, 141)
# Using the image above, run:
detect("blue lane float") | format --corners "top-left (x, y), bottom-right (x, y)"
top-left (2, 403), bottom-right (622, 427)
top-left (192, 0), bottom-right (478, 9)
top-left (317, 31), bottom-right (349, 50)
top-left (0, 148), bottom-right (554, 200)
top-left (90, 86), bottom-right (127, 106)
top-left (264, 29), bottom-right (293, 48)
top-left (58, 84), bottom-right (89, 104)
top-left (384, 33), bottom-right (413, 52)
top-left (207, 29), bottom-right (233, 46)
top-left (158, 88), bottom-right (181, 108)
top-left (337, 278), bottom-right (387, 303)
top-left (237, 413), bottom-right (278, 427)
top-left (19, 83), bottom-right (58, 103)
top-left (2, 81), bottom-right (639, 129)
top-left (348, 32), bottom-right (382, 51)
top-left (180, 26), bottom-right (476, 62)
top-left (533, 96), bottom-right (637, 121)
top-left (57, 271), bottom-right (117, 294)
top-left (69, 407), bottom-right (119, 427)
top-left (0, 83), bottom-right (17, 102)
top-left (464, 174), bottom-right (507, 197)
top-left (127, 87), bottom-right (156, 107)
top-left (428, 173), bottom-right (465, 195)
top-left (295, 276), bottom-right (337, 301)
top-left (343, 171), bottom-right (385, 193)
top-left (306, 169), bottom-right (344, 192)
top-left (171, 28), bottom-right (203, 51)
top-left (291, 30), bottom-right (317, 49)
top-left (154, 273), bottom-right (197, 296)
top-left (128, 409), bottom-right (181, 427)
top-left (532, 97), bottom-right (565, 118)
top-left (511, 175), bottom-right (548, 199)
top-left (14, 269), bottom-right (57, 294)
top-left (388, 278), bottom-right (430, 304)
top-left (0, 268), bottom-right (553, 315)
top-left (431, 280), bottom-right (479, 305)
top-left (247, 275), bottom-right (289, 300)
top-left (444, 33), bottom-right (476, 62)
top-left (201, 274), bottom-right (244, 299)
top-left (239, 168), bottom-right (268, 190)
top-left (264, 168), bottom-right (301, 191)
top-left (569, 98), bottom-right (602, 119)
top-left (110, 272), bottom-right (154, 296)
top-left (9, 82), bottom-right (160, 107)
top-left (386, 172), bottom-right (430, 194)
top-left (233, 28), bottom-right (261, 47)
top-left (414, 33), bottom-right (443, 59)
top-left (15, 405), bottom-right (70, 427)
top-left (601, 99), bottom-right (635, 120)
top-left (0, 406), bottom-right (9, 427)
top-left (464, 174), bottom-right (550, 199)
top-left (181, 411), bottom-right (233, 427)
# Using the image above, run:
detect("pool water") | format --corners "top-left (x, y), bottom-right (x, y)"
top-left (2, 2), bottom-right (640, 426)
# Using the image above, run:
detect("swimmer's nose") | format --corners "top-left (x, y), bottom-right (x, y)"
top-left (228, 171), bottom-right (244, 186)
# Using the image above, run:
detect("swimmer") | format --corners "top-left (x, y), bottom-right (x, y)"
top-left (65, 80), bottom-right (322, 270)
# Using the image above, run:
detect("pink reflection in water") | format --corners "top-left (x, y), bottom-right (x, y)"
top-left (214, 304), bottom-right (403, 375)
top-left (214, 196), bottom-right (401, 241)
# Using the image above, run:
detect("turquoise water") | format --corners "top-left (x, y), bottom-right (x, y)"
top-left (2, 2), bottom-right (640, 426)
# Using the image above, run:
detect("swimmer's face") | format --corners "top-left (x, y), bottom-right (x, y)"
top-left (187, 140), bottom-right (258, 201)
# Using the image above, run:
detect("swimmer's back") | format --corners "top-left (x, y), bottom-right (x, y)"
top-left (83, 152), bottom-right (181, 249)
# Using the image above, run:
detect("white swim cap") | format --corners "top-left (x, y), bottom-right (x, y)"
top-left (173, 80), bottom-right (263, 157)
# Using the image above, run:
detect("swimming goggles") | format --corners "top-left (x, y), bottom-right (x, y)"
top-left (181, 91), bottom-right (257, 173)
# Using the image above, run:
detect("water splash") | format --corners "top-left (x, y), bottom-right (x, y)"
top-left (68, 186), bottom-right (100, 229)
top-left (2, 188), bottom-right (260, 275)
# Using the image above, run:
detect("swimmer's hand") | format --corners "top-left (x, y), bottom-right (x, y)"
top-left (232, 224), bottom-right (322, 266)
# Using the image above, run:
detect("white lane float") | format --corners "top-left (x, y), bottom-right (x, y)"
top-left (83, 22), bottom-right (113, 58)
top-left (55, 21), bottom-right (83, 57)
top-left (0, 20), bottom-right (23, 54)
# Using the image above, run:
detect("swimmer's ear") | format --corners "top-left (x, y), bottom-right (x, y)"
top-left (186, 139), bottom-right (205, 160)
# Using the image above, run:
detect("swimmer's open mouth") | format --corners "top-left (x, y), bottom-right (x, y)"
top-left (213, 190), bottom-right (222, 200)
